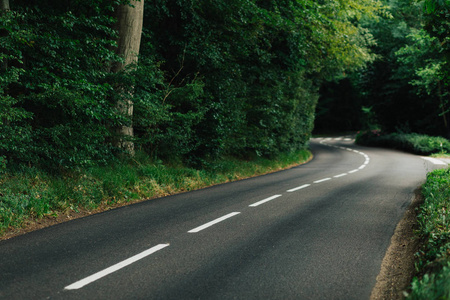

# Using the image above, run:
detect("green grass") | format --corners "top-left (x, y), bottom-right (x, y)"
top-left (406, 168), bottom-right (450, 299)
top-left (0, 149), bottom-right (311, 235)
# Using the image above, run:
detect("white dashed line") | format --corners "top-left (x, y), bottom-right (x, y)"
top-left (314, 178), bottom-right (332, 184)
top-left (287, 184), bottom-right (311, 192)
top-left (348, 169), bottom-right (359, 173)
top-left (65, 244), bottom-right (170, 290)
top-left (334, 173), bottom-right (347, 178)
top-left (249, 195), bottom-right (282, 207)
top-left (188, 212), bottom-right (241, 233)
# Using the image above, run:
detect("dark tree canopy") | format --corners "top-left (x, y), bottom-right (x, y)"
top-left (0, 0), bottom-right (387, 169)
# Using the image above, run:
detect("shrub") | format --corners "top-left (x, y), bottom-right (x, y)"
top-left (356, 132), bottom-right (450, 155)
top-left (406, 168), bottom-right (450, 298)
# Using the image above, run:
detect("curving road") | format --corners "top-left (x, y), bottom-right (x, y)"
top-left (0, 137), bottom-right (446, 299)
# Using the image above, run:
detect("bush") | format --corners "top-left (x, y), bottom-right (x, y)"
top-left (355, 132), bottom-right (450, 155)
top-left (406, 168), bottom-right (450, 298)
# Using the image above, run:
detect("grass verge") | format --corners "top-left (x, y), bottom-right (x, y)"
top-left (0, 149), bottom-right (311, 238)
top-left (405, 168), bottom-right (450, 299)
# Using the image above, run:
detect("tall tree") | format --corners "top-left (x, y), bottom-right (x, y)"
top-left (112, 0), bottom-right (144, 154)
top-left (1, 0), bottom-right (9, 72)
top-left (0, 0), bottom-right (9, 11)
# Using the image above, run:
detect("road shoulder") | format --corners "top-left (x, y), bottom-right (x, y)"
top-left (370, 188), bottom-right (423, 300)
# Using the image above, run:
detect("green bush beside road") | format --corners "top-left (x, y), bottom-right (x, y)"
top-left (407, 168), bottom-right (450, 299)
top-left (356, 131), bottom-right (450, 155)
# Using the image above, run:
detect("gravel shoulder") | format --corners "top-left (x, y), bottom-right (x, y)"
top-left (370, 188), bottom-right (423, 300)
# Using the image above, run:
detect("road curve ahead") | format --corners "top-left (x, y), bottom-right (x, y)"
top-left (0, 137), bottom-right (446, 300)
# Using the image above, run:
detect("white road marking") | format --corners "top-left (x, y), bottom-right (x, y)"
top-left (421, 157), bottom-right (447, 165)
top-left (64, 244), bottom-right (170, 290)
top-left (314, 178), bottom-right (331, 183)
top-left (359, 165), bottom-right (366, 170)
top-left (188, 212), bottom-right (241, 233)
top-left (287, 184), bottom-right (311, 193)
top-left (348, 169), bottom-right (359, 173)
top-left (334, 173), bottom-right (347, 178)
top-left (249, 195), bottom-right (282, 207)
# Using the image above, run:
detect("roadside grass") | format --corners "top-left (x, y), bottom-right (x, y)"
top-left (406, 168), bottom-right (450, 299)
top-left (355, 131), bottom-right (450, 299)
top-left (0, 149), bottom-right (311, 235)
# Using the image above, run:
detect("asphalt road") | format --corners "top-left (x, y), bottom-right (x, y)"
top-left (1, 137), bottom-right (446, 300)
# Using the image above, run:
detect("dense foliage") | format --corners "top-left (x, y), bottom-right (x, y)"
top-left (356, 131), bottom-right (450, 155)
top-left (406, 168), bottom-right (450, 299)
top-left (315, 0), bottom-right (450, 138)
top-left (1, 0), bottom-right (124, 169)
top-left (0, 0), bottom-right (382, 170)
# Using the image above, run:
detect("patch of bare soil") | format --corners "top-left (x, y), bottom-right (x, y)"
top-left (370, 188), bottom-right (423, 300)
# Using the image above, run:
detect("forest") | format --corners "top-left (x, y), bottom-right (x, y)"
top-left (1, 0), bottom-right (448, 171)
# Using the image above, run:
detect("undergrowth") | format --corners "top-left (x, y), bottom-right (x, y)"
top-left (406, 168), bottom-right (450, 299)
top-left (0, 150), bottom-right (311, 234)
top-left (355, 131), bottom-right (450, 155)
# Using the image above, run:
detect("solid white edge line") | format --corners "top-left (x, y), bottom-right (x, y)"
top-left (421, 157), bottom-right (447, 165)
top-left (188, 212), bottom-right (241, 233)
top-left (313, 178), bottom-right (331, 184)
top-left (287, 184), bottom-right (311, 193)
top-left (64, 244), bottom-right (170, 290)
top-left (249, 195), bottom-right (282, 207)
top-left (334, 173), bottom-right (347, 178)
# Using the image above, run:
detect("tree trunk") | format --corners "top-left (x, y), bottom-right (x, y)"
top-left (112, 0), bottom-right (144, 155)
top-left (1, 0), bottom-right (9, 72)
top-left (1, 0), bottom-right (9, 11)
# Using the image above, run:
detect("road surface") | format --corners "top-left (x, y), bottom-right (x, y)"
top-left (0, 137), bottom-right (446, 299)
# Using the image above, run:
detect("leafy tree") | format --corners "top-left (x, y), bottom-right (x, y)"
top-left (315, 0), bottom-right (450, 137)
top-left (0, 0), bottom-right (388, 170)
top-left (0, 1), bottom-right (124, 169)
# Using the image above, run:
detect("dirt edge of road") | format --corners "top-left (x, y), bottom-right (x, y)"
top-left (370, 188), bottom-right (423, 300)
